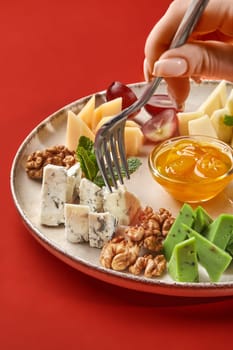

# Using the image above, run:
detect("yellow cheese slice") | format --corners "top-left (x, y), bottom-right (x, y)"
top-left (66, 110), bottom-right (95, 151)
top-left (78, 95), bottom-right (95, 129)
top-left (92, 97), bottom-right (122, 131)
top-left (124, 127), bottom-right (144, 156)
top-left (210, 108), bottom-right (233, 143)
top-left (188, 114), bottom-right (218, 138)
top-left (197, 80), bottom-right (227, 116)
top-left (177, 111), bottom-right (204, 135)
top-left (95, 116), bottom-right (140, 132)
top-left (94, 116), bottom-right (142, 156)
top-left (125, 120), bottom-right (140, 128)
top-left (225, 88), bottom-right (233, 115)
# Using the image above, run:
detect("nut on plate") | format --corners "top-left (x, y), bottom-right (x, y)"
top-left (25, 145), bottom-right (76, 180)
top-left (99, 206), bottom-right (175, 278)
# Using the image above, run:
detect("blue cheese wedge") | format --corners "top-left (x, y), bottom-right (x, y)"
top-left (79, 178), bottom-right (103, 212)
top-left (64, 204), bottom-right (89, 243)
top-left (66, 162), bottom-right (82, 202)
top-left (103, 185), bottom-right (141, 225)
top-left (89, 212), bottom-right (117, 248)
top-left (40, 164), bottom-right (68, 226)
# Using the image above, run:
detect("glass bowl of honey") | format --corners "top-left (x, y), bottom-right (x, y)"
top-left (148, 135), bottom-right (233, 203)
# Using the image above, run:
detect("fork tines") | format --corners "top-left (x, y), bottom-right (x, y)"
top-left (94, 118), bottom-right (130, 192)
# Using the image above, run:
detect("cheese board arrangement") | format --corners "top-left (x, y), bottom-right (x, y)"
top-left (10, 80), bottom-right (233, 297)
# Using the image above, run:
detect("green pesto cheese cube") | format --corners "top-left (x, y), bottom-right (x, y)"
top-left (193, 206), bottom-right (213, 234)
top-left (163, 203), bottom-right (194, 261)
top-left (226, 235), bottom-right (233, 256)
top-left (168, 237), bottom-right (199, 283)
top-left (204, 214), bottom-right (233, 250)
top-left (227, 242), bottom-right (233, 256)
top-left (182, 224), bottom-right (232, 282)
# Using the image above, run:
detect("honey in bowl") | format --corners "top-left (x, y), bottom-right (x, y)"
top-left (149, 136), bottom-right (233, 203)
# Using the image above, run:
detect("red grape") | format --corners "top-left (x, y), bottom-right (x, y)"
top-left (106, 81), bottom-right (180, 143)
top-left (106, 81), bottom-right (138, 118)
top-left (142, 109), bottom-right (179, 143)
top-left (144, 94), bottom-right (177, 116)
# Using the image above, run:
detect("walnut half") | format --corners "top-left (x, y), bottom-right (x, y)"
top-left (25, 145), bottom-right (76, 180)
top-left (99, 206), bottom-right (174, 278)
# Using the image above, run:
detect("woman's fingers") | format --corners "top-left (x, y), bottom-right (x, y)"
top-left (149, 41), bottom-right (233, 105)
top-left (153, 41), bottom-right (233, 80)
top-left (164, 77), bottom-right (190, 110)
top-left (144, 0), bottom-right (233, 78)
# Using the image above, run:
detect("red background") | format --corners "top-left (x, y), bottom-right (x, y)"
top-left (1, 0), bottom-right (233, 349)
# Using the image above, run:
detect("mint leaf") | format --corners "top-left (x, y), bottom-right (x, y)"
top-left (76, 136), bottom-right (99, 181)
top-left (124, 157), bottom-right (142, 175)
top-left (78, 135), bottom-right (94, 152)
top-left (76, 146), bottom-right (98, 181)
top-left (223, 115), bottom-right (233, 126)
top-left (93, 157), bottom-right (142, 188)
top-left (93, 174), bottom-right (106, 188)
top-left (76, 136), bottom-right (142, 188)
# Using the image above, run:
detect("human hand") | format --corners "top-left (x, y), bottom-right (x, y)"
top-left (144, 0), bottom-right (233, 108)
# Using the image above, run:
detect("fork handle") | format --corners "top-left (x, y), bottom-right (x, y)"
top-left (118, 0), bottom-right (210, 119)
top-left (170, 0), bottom-right (209, 49)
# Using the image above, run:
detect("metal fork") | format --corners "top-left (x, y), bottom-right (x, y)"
top-left (94, 0), bottom-right (209, 192)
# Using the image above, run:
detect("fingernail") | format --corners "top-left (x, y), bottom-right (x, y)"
top-left (152, 58), bottom-right (188, 77)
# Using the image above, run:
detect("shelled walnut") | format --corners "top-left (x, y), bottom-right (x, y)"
top-left (125, 206), bottom-right (175, 252)
top-left (99, 206), bottom-right (175, 278)
top-left (129, 254), bottom-right (166, 277)
top-left (100, 236), bottom-right (140, 271)
top-left (25, 145), bottom-right (76, 179)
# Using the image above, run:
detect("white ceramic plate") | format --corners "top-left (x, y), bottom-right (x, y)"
top-left (11, 80), bottom-right (233, 297)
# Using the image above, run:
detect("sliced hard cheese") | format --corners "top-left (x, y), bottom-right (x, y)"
top-left (78, 95), bottom-right (95, 129)
top-left (188, 114), bottom-right (218, 138)
top-left (125, 120), bottom-right (141, 127)
top-left (197, 80), bottom-right (227, 116)
top-left (226, 88), bottom-right (233, 115)
top-left (95, 117), bottom-right (143, 156)
top-left (210, 108), bottom-right (233, 143)
top-left (94, 115), bottom-right (114, 131)
top-left (66, 110), bottom-right (94, 151)
top-left (177, 110), bottom-right (204, 135)
top-left (95, 116), bottom-right (140, 131)
top-left (124, 127), bottom-right (144, 156)
top-left (92, 97), bottom-right (122, 131)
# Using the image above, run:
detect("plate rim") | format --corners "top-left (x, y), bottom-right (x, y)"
top-left (10, 80), bottom-right (233, 297)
